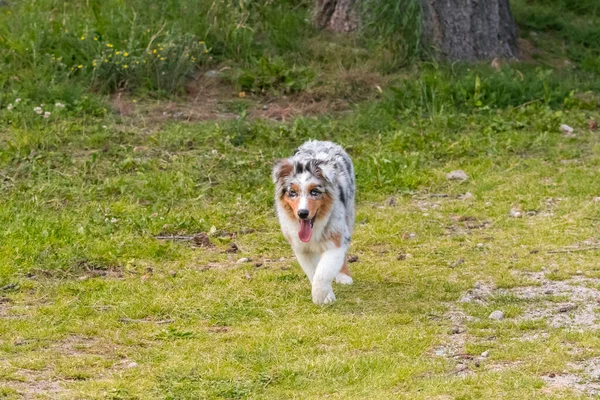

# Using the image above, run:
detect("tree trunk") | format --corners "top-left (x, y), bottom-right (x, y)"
top-left (314, 0), bottom-right (359, 32)
top-left (419, 0), bottom-right (519, 61)
top-left (313, 0), bottom-right (519, 61)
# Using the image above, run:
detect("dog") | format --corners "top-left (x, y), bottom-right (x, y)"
top-left (272, 140), bottom-right (355, 304)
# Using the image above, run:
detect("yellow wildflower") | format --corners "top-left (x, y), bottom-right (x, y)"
top-left (80, 36), bottom-right (85, 40)
top-left (93, 37), bottom-right (98, 41)
top-left (77, 65), bottom-right (83, 69)
top-left (65, 29), bottom-right (69, 33)
top-left (124, 52), bottom-right (129, 57)
top-left (93, 61), bottom-right (97, 67)
top-left (116, 51), bottom-right (121, 55)
top-left (132, 100), bottom-right (137, 103)
top-left (153, 49), bottom-right (157, 54)
top-left (104, 59), bottom-right (108, 63)
top-left (123, 65), bottom-right (128, 69)
top-left (199, 41), bottom-right (205, 44)
top-left (239, 92), bottom-right (246, 98)
top-left (106, 43), bottom-right (113, 48)
top-left (160, 57), bottom-right (165, 61)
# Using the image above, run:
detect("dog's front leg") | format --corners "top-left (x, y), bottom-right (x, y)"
top-left (312, 247), bottom-right (347, 305)
top-left (294, 249), bottom-right (320, 284)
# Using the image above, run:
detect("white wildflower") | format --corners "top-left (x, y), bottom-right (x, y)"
top-left (55, 102), bottom-right (65, 108)
top-left (34, 107), bottom-right (43, 114)
top-left (43, 111), bottom-right (51, 118)
top-left (15, 98), bottom-right (21, 103)
top-left (7, 104), bottom-right (13, 111)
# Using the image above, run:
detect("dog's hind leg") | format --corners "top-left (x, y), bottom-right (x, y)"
top-left (335, 260), bottom-right (353, 285)
top-left (312, 246), bottom-right (347, 305)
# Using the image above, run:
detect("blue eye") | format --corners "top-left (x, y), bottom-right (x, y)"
top-left (310, 189), bottom-right (321, 197)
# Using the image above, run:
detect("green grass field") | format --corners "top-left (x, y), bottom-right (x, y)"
top-left (2, 0), bottom-right (600, 399)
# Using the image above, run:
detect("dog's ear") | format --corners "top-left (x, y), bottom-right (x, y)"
top-left (272, 158), bottom-right (293, 184)
top-left (317, 162), bottom-right (336, 184)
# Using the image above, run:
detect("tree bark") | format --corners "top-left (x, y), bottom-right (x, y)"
top-left (314, 0), bottom-right (359, 33)
top-left (313, 0), bottom-right (519, 61)
top-left (419, 0), bottom-right (519, 61)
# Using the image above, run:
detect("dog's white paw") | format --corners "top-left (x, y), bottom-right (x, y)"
top-left (312, 283), bottom-right (336, 305)
top-left (335, 273), bottom-right (353, 285)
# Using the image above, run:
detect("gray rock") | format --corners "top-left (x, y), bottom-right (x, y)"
top-left (204, 70), bottom-right (220, 78)
top-left (481, 350), bottom-right (490, 357)
top-left (489, 310), bottom-right (505, 320)
top-left (446, 170), bottom-right (468, 181)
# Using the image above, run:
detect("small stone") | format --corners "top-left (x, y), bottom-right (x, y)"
top-left (204, 70), bottom-right (220, 78)
top-left (593, 197), bottom-right (600, 203)
top-left (279, 257), bottom-right (286, 262)
top-left (549, 373), bottom-right (556, 378)
top-left (560, 124), bottom-right (575, 136)
top-left (244, 272), bottom-right (252, 280)
top-left (236, 257), bottom-right (250, 264)
top-left (192, 232), bottom-right (212, 247)
top-left (489, 310), bottom-right (504, 320)
top-left (262, 105), bottom-right (268, 110)
top-left (459, 192), bottom-right (474, 200)
top-left (576, 270), bottom-right (583, 275)
top-left (509, 208), bottom-right (523, 218)
top-left (169, 270), bottom-right (177, 277)
top-left (475, 361), bottom-right (481, 368)
top-left (225, 243), bottom-right (239, 253)
top-left (477, 243), bottom-right (484, 248)
top-left (78, 276), bottom-right (89, 281)
top-left (446, 170), bottom-right (468, 181)
top-left (456, 363), bottom-right (467, 372)
top-left (126, 361), bottom-right (138, 369)
top-left (348, 255), bottom-right (359, 263)
top-left (434, 347), bottom-right (447, 356)
top-left (388, 197), bottom-right (397, 206)
top-left (526, 211), bottom-right (537, 216)
top-left (254, 261), bottom-right (264, 268)
top-left (481, 350), bottom-right (490, 358)
top-left (558, 304), bottom-right (577, 313)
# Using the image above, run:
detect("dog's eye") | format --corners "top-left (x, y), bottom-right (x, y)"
top-left (288, 190), bottom-right (297, 198)
top-left (310, 189), bottom-right (321, 197)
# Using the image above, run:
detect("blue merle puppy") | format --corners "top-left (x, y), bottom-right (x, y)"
top-left (272, 140), bottom-right (355, 304)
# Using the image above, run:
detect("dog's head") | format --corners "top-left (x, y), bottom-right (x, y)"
top-left (272, 158), bottom-right (335, 242)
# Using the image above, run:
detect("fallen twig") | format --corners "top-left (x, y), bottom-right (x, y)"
top-left (119, 318), bottom-right (174, 324)
top-left (154, 235), bottom-right (195, 241)
top-left (548, 246), bottom-right (600, 254)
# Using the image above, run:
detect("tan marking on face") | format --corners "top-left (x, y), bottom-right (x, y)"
top-left (340, 260), bottom-right (351, 276)
top-left (282, 183), bottom-right (300, 220)
top-left (311, 189), bottom-right (333, 221)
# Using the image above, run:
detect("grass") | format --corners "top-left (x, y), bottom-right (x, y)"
top-left (3, 0), bottom-right (600, 398)
top-left (2, 97), bottom-right (600, 398)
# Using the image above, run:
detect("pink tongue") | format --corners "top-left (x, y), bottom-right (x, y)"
top-left (298, 219), bottom-right (313, 242)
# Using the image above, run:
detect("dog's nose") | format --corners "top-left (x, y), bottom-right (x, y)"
top-left (298, 209), bottom-right (309, 219)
